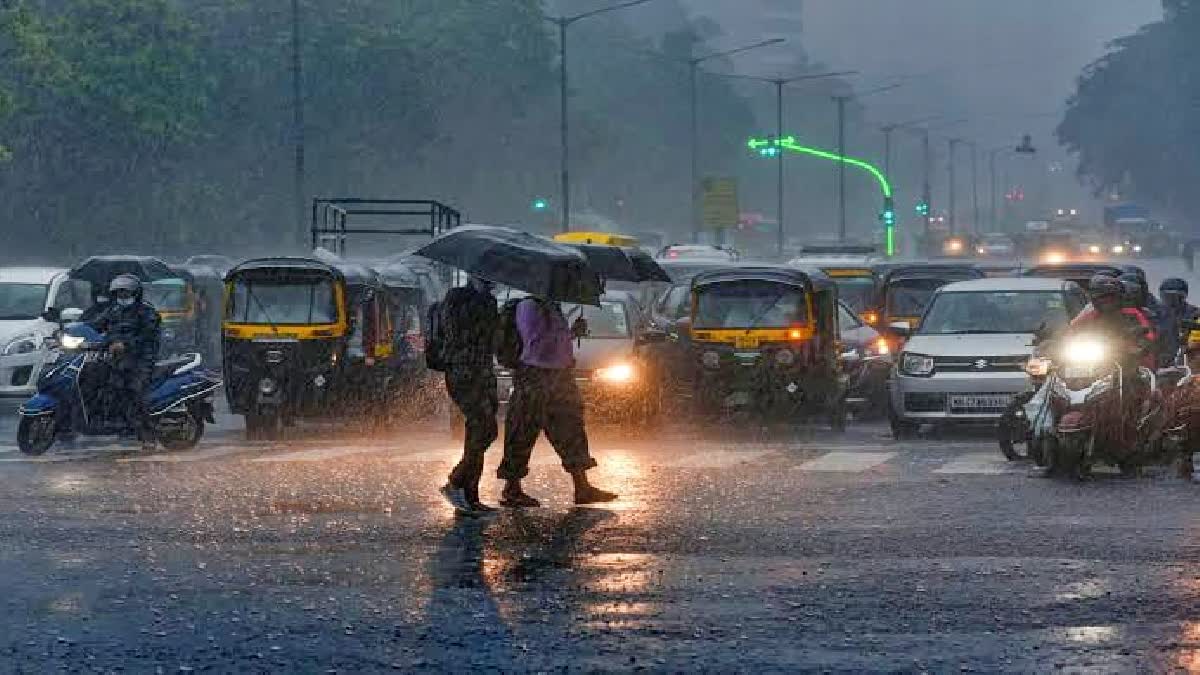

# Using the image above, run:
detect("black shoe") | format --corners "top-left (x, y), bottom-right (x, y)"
top-left (574, 486), bottom-right (618, 505)
top-left (500, 491), bottom-right (541, 508)
top-left (440, 484), bottom-right (475, 515)
top-left (469, 500), bottom-right (498, 513)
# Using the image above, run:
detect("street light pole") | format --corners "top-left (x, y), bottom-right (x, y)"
top-left (922, 130), bottom-right (932, 249)
top-left (290, 0), bottom-right (305, 237)
top-left (687, 38), bottom-right (784, 243)
top-left (948, 138), bottom-right (960, 236)
top-left (546, 0), bottom-right (660, 233)
top-left (834, 95), bottom-right (848, 241)
top-left (776, 80), bottom-right (785, 257)
top-left (970, 142), bottom-right (980, 234)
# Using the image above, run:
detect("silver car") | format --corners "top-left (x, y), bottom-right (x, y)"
top-left (888, 277), bottom-right (1088, 437)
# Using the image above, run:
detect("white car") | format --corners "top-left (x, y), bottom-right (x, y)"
top-left (0, 268), bottom-right (91, 396)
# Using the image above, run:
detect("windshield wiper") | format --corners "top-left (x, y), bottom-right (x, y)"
top-left (244, 283), bottom-right (280, 335)
top-left (744, 292), bottom-right (787, 330)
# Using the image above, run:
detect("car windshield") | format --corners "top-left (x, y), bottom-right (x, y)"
top-left (143, 279), bottom-right (188, 311)
top-left (885, 278), bottom-right (946, 318)
top-left (831, 277), bottom-right (875, 312)
top-left (563, 300), bottom-right (630, 339)
top-left (0, 282), bottom-right (47, 320)
top-left (226, 278), bottom-right (337, 324)
top-left (918, 291), bottom-right (1071, 335)
top-left (695, 281), bottom-right (808, 329)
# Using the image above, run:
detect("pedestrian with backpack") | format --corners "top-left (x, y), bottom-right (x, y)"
top-left (434, 275), bottom-right (500, 515)
top-left (496, 295), bottom-right (618, 507)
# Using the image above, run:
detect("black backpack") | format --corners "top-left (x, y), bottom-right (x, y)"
top-left (495, 298), bottom-right (525, 369)
top-left (424, 301), bottom-right (447, 371)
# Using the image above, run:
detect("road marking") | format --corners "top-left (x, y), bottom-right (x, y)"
top-left (250, 445), bottom-right (383, 463)
top-left (798, 451), bottom-right (896, 472)
top-left (119, 445), bottom-right (248, 463)
top-left (664, 450), bottom-right (774, 468)
top-left (933, 452), bottom-right (1020, 475)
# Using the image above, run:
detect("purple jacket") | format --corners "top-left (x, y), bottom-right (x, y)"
top-left (515, 298), bottom-right (574, 369)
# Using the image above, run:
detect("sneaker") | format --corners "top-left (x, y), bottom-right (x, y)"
top-left (439, 484), bottom-right (474, 515)
top-left (499, 491), bottom-right (542, 508)
top-left (574, 486), bottom-right (618, 505)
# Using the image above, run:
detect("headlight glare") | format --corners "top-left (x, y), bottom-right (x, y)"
top-left (59, 334), bottom-right (85, 350)
top-left (1025, 356), bottom-right (1051, 377)
top-left (900, 352), bottom-right (934, 376)
top-left (595, 362), bottom-right (636, 384)
top-left (1063, 338), bottom-right (1106, 364)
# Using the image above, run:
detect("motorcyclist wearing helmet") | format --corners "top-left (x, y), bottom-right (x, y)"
top-left (1159, 277), bottom-right (1200, 364)
top-left (87, 275), bottom-right (162, 446)
top-left (1119, 271), bottom-right (1171, 350)
top-left (1069, 274), bottom-right (1156, 369)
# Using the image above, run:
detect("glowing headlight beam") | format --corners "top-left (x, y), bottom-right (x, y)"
top-left (60, 335), bottom-right (85, 350)
top-left (595, 363), bottom-right (636, 384)
top-left (1064, 338), bottom-right (1106, 364)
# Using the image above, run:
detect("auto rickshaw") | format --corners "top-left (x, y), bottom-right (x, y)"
top-left (866, 263), bottom-right (985, 334)
top-left (684, 266), bottom-right (846, 428)
top-left (553, 231), bottom-right (639, 247)
top-left (169, 264), bottom-right (225, 365)
top-left (378, 262), bottom-right (441, 414)
top-left (222, 257), bottom-right (395, 438)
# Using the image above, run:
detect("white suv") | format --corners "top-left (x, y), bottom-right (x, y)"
top-left (0, 268), bottom-right (90, 396)
top-left (888, 277), bottom-right (1088, 437)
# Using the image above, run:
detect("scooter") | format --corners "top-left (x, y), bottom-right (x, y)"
top-left (16, 322), bottom-right (221, 455)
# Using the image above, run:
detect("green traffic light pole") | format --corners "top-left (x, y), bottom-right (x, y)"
top-left (748, 136), bottom-right (896, 255)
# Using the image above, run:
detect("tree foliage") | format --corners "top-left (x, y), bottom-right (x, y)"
top-left (1058, 2), bottom-right (1200, 223)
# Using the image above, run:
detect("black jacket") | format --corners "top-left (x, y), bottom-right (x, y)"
top-left (88, 301), bottom-right (162, 373)
top-left (441, 286), bottom-right (497, 369)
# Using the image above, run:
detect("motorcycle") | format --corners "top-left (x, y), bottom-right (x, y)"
top-left (997, 344), bottom-right (1052, 463)
top-left (16, 322), bottom-right (221, 455)
top-left (1042, 332), bottom-right (1170, 479)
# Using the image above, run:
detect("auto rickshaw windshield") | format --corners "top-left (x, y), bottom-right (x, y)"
top-left (226, 277), bottom-right (337, 324)
top-left (144, 278), bottom-right (188, 311)
top-left (885, 278), bottom-right (945, 318)
top-left (695, 281), bottom-right (808, 329)
top-left (830, 277), bottom-right (874, 312)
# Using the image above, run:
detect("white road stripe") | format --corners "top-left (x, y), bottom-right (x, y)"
top-left (119, 445), bottom-right (248, 463)
top-left (249, 445), bottom-right (383, 463)
top-left (933, 452), bottom-right (1020, 475)
top-left (663, 450), bottom-right (773, 468)
top-left (798, 451), bottom-right (896, 472)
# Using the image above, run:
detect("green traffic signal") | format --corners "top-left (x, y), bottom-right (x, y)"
top-left (915, 201), bottom-right (929, 216)
top-left (532, 198), bottom-right (549, 211)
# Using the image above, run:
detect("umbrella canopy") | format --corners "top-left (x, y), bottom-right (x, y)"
top-left (413, 225), bottom-right (602, 305)
top-left (69, 256), bottom-right (178, 285)
top-left (570, 244), bottom-right (671, 283)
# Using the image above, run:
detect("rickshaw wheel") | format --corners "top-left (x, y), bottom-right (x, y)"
top-left (828, 401), bottom-right (848, 433)
top-left (245, 412), bottom-right (281, 441)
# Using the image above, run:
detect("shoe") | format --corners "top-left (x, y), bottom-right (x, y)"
top-left (469, 500), bottom-right (499, 513)
top-left (499, 491), bottom-right (542, 508)
top-left (439, 484), bottom-right (474, 515)
top-left (574, 486), bottom-right (618, 505)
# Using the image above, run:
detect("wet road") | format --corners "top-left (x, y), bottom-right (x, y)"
top-left (1, 257), bottom-right (1199, 671)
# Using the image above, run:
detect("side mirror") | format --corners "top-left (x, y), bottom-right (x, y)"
top-left (888, 321), bottom-right (912, 337)
top-left (41, 307), bottom-right (61, 323)
top-left (61, 308), bottom-right (84, 323)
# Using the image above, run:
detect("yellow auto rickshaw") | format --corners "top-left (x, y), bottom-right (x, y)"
top-left (222, 257), bottom-right (394, 439)
top-left (553, 231), bottom-right (639, 247)
top-left (866, 263), bottom-right (985, 335)
top-left (684, 266), bottom-right (846, 428)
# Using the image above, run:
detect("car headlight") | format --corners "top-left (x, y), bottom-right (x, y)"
top-left (594, 362), bottom-right (636, 384)
top-left (3, 334), bottom-right (41, 356)
top-left (900, 352), bottom-right (934, 376)
top-left (1088, 245), bottom-right (1101, 254)
top-left (701, 350), bottom-right (721, 369)
top-left (59, 334), bottom-right (85, 350)
top-left (1025, 356), bottom-right (1051, 377)
top-left (1133, 244), bottom-right (1142, 253)
top-left (976, 247), bottom-right (986, 255)
top-left (1062, 337), bottom-right (1106, 364)
top-left (1111, 244), bottom-right (1125, 254)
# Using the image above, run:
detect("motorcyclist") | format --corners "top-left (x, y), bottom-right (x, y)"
top-left (1069, 274), bottom-right (1155, 369)
top-left (87, 275), bottom-right (162, 448)
top-left (79, 287), bottom-right (112, 322)
top-left (1159, 278), bottom-right (1200, 365)
top-left (1120, 271), bottom-right (1171, 348)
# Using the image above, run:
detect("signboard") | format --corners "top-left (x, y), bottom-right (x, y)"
top-left (701, 177), bottom-right (739, 230)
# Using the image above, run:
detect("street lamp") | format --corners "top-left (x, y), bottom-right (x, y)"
top-left (545, 0), bottom-right (660, 233)
top-left (290, 0), bottom-right (305, 237)
top-left (832, 83), bottom-right (902, 241)
top-left (687, 38), bottom-right (785, 243)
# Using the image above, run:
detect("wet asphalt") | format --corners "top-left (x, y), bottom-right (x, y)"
top-left (1, 258), bottom-right (1199, 672)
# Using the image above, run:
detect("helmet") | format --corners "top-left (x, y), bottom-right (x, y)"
top-left (1120, 278), bottom-right (1141, 304)
top-left (1088, 274), bottom-right (1122, 304)
top-left (1160, 277), bottom-right (1189, 296)
top-left (108, 274), bottom-right (142, 300)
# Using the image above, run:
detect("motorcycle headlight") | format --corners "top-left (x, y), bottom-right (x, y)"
top-left (900, 352), bottom-right (934, 376)
top-left (59, 334), bottom-right (85, 350)
top-left (1062, 337), bottom-right (1106, 364)
top-left (1025, 356), bottom-right (1052, 377)
top-left (594, 362), bottom-right (636, 384)
top-left (701, 351), bottom-right (721, 369)
top-left (3, 334), bottom-right (41, 356)
top-left (867, 337), bottom-right (890, 356)
top-left (775, 349), bottom-right (795, 365)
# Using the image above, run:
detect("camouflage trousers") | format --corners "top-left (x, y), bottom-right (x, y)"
top-left (498, 366), bottom-right (597, 480)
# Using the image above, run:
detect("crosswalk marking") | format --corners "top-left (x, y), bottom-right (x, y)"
top-left (932, 452), bottom-right (1019, 475)
top-left (250, 445), bottom-right (383, 463)
top-left (119, 445), bottom-right (248, 463)
top-left (798, 451), bottom-right (896, 472)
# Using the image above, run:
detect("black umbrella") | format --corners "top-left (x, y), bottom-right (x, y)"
top-left (69, 256), bottom-right (177, 285)
top-left (412, 225), bottom-right (602, 304)
top-left (570, 244), bottom-right (671, 283)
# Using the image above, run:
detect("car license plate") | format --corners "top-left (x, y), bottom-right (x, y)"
top-left (949, 394), bottom-right (1010, 409)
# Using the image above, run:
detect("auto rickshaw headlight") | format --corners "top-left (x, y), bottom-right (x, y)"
top-left (775, 349), bottom-right (795, 365)
top-left (701, 351), bottom-right (721, 369)
top-left (258, 377), bottom-right (278, 394)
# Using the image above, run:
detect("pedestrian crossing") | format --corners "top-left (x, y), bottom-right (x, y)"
top-left (0, 437), bottom-right (1034, 476)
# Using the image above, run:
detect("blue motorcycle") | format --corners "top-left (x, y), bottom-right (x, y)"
top-left (17, 322), bottom-right (221, 455)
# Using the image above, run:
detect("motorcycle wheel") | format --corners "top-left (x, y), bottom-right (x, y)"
top-left (17, 415), bottom-right (56, 456)
top-left (158, 413), bottom-right (204, 451)
top-left (997, 412), bottom-right (1027, 461)
top-left (887, 401), bottom-right (916, 440)
top-left (828, 399), bottom-right (848, 433)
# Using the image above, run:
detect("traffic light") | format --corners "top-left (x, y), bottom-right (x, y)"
top-left (915, 201), bottom-right (929, 217)
top-left (531, 197), bottom-right (550, 211)
top-left (881, 197), bottom-right (896, 256)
